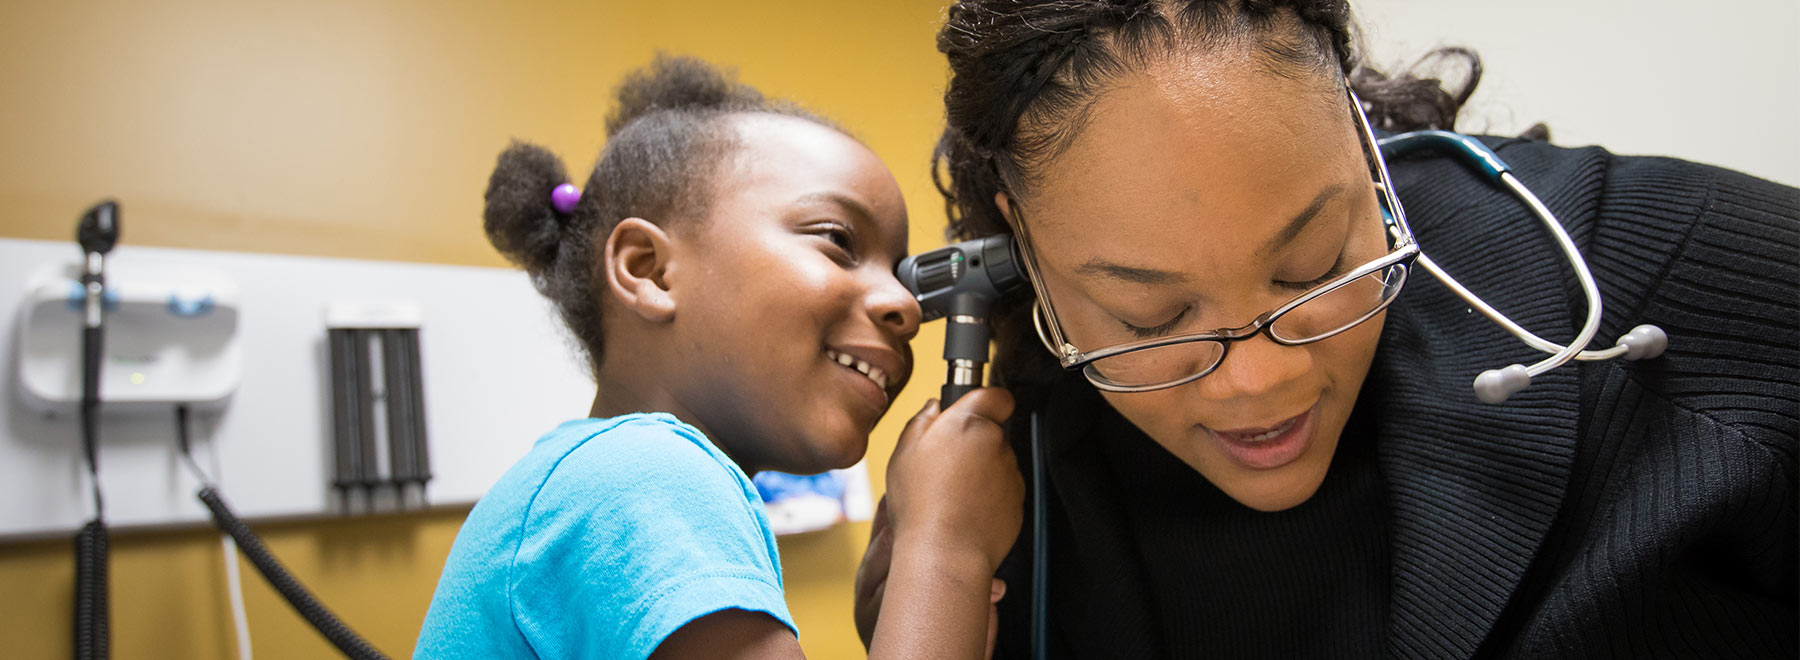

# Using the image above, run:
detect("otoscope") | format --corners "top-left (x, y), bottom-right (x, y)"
top-left (900, 234), bottom-right (1049, 659)
top-left (75, 200), bottom-right (119, 660)
top-left (896, 234), bottom-right (1027, 405)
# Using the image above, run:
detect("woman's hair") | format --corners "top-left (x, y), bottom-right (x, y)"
top-left (483, 54), bottom-right (832, 373)
top-left (933, 0), bottom-right (1488, 405)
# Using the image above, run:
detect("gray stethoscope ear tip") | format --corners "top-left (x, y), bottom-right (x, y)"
top-left (1618, 324), bottom-right (1668, 360)
top-left (1474, 364), bottom-right (1532, 403)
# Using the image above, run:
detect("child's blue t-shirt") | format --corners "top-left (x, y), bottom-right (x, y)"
top-left (413, 414), bottom-right (795, 659)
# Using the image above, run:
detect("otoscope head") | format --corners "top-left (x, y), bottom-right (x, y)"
top-left (897, 234), bottom-right (1026, 321)
top-left (78, 200), bottom-right (121, 256)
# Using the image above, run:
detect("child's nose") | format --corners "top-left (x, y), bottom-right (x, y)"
top-left (867, 273), bottom-right (922, 341)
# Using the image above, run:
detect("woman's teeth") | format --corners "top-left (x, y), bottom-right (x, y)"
top-left (827, 349), bottom-right (889, 391)
top-left (1224, 416), bottom-right (1299, 444)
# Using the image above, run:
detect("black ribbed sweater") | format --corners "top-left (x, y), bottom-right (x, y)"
top-left (991, 138), bottom-right (1799, 659)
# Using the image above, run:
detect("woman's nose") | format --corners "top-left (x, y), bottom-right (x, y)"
top-left (1194, 332), bottom-right (1312, 401)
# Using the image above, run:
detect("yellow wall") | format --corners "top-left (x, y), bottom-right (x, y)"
top-left (0, 1), bottom-right (953, 657)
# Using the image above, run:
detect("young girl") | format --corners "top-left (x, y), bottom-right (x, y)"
top-left (415, 55), bottom-right (1021, 659)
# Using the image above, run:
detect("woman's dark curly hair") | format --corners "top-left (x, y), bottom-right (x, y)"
top-left (483, 54), bottom-right (832, 375)
top-left (933, 0), bottom-right (1496, 405)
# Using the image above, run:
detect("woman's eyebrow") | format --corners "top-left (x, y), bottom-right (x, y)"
top-left (1075, 259), bottom-right (1189, 285)
top-left (1256, 183), bottom-right (1347, 257)
top-left (1073, 182), bottom-right (1351, 285)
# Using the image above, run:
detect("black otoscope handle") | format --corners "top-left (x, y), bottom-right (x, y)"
top-left (941, 293), bottom-right (993, 406)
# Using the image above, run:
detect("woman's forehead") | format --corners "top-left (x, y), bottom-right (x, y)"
top-left (1021, 58), bottom-right (1359, 273)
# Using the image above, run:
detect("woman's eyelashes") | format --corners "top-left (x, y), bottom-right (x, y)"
top-left (1115, 242), bottom-right (1351, 339)
top-left (1276, 243), bottom-right (1350, 291)
top-left (1122, 304), bottom-right (1192, 339)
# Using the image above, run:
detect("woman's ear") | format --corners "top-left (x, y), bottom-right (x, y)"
top-left (603, 218), bottom-right (678, 323)
top-left (993, 192), bottom-right (1018, 230)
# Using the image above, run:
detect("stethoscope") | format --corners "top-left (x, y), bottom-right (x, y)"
top-left (1019, 131), bottom-right (1670, 658)
top-left (1374, 130), bottom-right (1666, 403)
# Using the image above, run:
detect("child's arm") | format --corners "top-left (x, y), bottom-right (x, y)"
top-left (651, 390), bottom-right (1022, 660)
top-left (868, 388), bottom-right (1021, 659)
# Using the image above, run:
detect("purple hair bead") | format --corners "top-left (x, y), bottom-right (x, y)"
top-left (551, 183), bottom-right (581, 214)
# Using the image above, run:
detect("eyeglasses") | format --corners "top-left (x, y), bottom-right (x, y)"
top-left (1013, 88), bottom-right (1422, 393)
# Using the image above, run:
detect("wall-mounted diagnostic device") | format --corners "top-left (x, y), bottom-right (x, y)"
top-left (325, 302), bottom-right (433, 513)
top-left (17, 262), bottom-right (241, 415)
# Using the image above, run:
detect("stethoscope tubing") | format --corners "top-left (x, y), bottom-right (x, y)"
top-left (1377, 130), bottom-right (1665, 402)
top-left (1413, 170), bottom-right (1608, 366)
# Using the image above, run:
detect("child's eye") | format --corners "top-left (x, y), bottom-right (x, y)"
top-left (825, 227), bottom-right (854, 252)
top-left (809, 222), bottom-right (858, 262)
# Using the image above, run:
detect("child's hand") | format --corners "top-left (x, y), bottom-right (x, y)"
top-left (883, 388), bottom-right (1023, 572)
top-left (858, 389), bottom-right (1019, 659)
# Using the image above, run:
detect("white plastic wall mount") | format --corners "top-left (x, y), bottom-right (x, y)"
top-left (17, 261), bottom-right (242, 415)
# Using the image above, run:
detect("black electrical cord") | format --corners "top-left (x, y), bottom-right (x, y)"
top-left (74, 200), bottom-right (118, 660)
top-left (72, 520), bottom-right (108, 660)
top-left (1030, 410), bottom-right (1048, 660)
top-left (176, 406), bottom-right (391, 660)
top-left (75, 301), bottom-right (109, 660)
top-left (74, 337), bottom-right (108, 660)
top-left (81, 328), bottom-right (105, 517)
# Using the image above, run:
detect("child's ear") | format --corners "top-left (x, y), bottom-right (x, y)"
top-left (603, 218), bottom-right (678, 323)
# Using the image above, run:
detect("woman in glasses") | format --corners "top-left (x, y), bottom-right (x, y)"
top-left (853, 1), bottom-right (1797, 658)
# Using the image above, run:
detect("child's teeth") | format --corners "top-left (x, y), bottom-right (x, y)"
top-left (827, 349), bottom-right (890, 393)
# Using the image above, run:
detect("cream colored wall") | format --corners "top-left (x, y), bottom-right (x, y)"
top-left (0, 1), bottom-right (951, 658)
top-left (1356, 0), bottom-right (1800, 186)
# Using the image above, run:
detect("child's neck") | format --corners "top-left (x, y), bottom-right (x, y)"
top-left (588, 368), bottom-right (686, 422)
top-left (587, 368), bottom-right (758, 473)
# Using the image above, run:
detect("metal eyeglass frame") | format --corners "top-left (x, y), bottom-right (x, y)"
top-left (1011, 88), bottom-right (1422, 394)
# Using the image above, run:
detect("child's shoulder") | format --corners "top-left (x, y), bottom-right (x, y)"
top-left (535, 412), bottom-right (734, 477)
top-left (518, 412), bottom-right (758, 515)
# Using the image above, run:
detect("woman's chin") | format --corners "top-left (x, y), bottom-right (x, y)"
top-left (1177, 436), bottom-right (1338, 512)
top-left (1217, 469), bottom-right (1331, 512)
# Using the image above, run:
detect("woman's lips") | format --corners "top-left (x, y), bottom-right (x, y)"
top-left (1206, 407), bottom-right (1315, 471)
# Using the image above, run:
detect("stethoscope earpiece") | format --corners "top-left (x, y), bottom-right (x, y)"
top-left (1617, 324), bottom-right (1668, 361)
top-left (1471, 324), bottom-right (1668, 403)
top-left (1474, 364), bottom-right (1531, 404)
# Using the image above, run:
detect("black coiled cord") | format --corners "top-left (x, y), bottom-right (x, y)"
top-left (73, 520), bottom-right (108, 660)
top-left (195, 487), bottom-right (390, 660)
top-left (75, 319), bottom-right (109, 660)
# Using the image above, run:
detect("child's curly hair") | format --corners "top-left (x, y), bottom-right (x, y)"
top-left (484, 54), bottom-right (834, 374)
